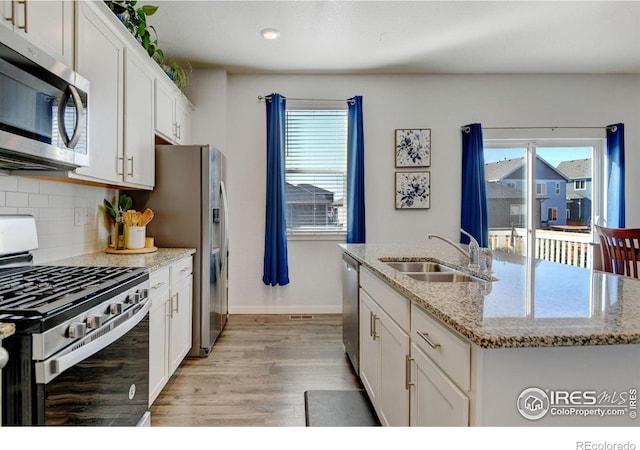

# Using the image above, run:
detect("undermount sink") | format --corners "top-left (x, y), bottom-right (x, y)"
top-left (383, 259), bottom-right (483, 283)
top-left (384, 261), bottom-right (452, 273)
top-left (405, 272), bottom-right (481, 283)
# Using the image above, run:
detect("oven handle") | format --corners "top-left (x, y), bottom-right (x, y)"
top-left (35, 298), bottom-right (151, 384)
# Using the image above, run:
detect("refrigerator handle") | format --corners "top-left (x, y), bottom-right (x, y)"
top-left (220, 180), bottom-right (229, 268)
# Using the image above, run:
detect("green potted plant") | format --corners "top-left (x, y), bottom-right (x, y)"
top-left (155, 56), bottom-right (192, 94)
top-left (104, 0), bottom-right (164, 60)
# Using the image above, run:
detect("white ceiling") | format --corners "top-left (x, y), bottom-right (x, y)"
top-left (144, 0), bottom-right (640, 74)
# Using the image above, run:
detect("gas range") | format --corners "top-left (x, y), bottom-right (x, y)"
top-left (0, 215), bottom-right (152, 426)
top-left (0, 265), bottom-right (149, 358)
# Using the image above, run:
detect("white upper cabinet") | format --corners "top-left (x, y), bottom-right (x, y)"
top-left (0, 0), bottom-right (73, 67)
top-left (123, 47), bottom-right (155, 188)
top-left (72, 1), bottom-right (158, 189)
top-left (155, 75), bottom-right (193, 145)
top-left (73, 0), bottom-right (124, 184)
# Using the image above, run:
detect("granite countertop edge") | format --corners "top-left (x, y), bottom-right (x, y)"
top-left (45, 248), bottom-right (197, 273)
top-left (340, 243), bottom-right (640, 350)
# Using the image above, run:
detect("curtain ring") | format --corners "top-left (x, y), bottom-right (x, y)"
top-left (461, 126), bottom-right (471, 133)
top-left (609, 125), bottom-right (617, 132)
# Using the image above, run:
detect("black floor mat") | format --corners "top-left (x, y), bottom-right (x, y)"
top-left (304, 390), bottom-right (381, 426)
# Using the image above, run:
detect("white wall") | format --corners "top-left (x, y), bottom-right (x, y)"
top-left (0, 176), bottom-right (116, 264)
top-left (191, 72), bottom-right (640, 314)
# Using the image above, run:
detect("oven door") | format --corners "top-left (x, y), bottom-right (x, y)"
top-left (35, 300), bottom-right (151, 426)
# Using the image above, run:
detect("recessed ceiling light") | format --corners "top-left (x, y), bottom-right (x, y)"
top-left (260, 28), bottom-right (280, 40)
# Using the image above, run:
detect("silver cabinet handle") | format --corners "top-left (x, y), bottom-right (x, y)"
top-left (172, 293), bottom-right (179, 315)
top-left (369, 311), bottom-right (374, 337)
top-left (117, 156), bottom-right (124, 176)
top-left (372, 314), bottom-right (379, 341)
top-left (151, 281), bottom-right (166, 290)
top-left (405, 354), bottom-right (414, 390)
top-left (416, 330), bottom-right (441, 349)
top-left (17, 0), bottom-right (26, 31)
top-left (128, 156), bottom-right (134, 176)
top-left (5, 0), bottom-right (15, 25)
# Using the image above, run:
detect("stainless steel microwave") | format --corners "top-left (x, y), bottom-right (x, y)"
top-left (0, 25), bottom-right (89, 171)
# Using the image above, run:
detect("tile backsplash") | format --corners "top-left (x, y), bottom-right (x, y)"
top-left (0, 175), bottom-right (116, 264)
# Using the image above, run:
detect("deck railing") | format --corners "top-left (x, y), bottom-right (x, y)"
top-left (488, 228), bottom-right (593, 269)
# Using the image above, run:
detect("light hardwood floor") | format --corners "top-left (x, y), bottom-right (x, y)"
top-left (150, 314), bottom-right (361, 426)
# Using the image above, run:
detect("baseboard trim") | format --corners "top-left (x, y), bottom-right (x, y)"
top-left (228, 305), bottom-right (342, 315)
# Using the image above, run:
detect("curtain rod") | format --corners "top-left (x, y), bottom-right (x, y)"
top-left (461, 125), bottom-right (616, 133)
top-left (258, 95), bottom-right (355, 105)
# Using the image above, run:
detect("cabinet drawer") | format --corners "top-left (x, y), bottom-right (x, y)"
top-left (360, 266), bottom-right (409, 332)
top-left (170, 257), bottom-right (193, 284)
top-left (149, 267), bottom-right (170, 294)
top-left (411, 304), bottom-right (470, 391)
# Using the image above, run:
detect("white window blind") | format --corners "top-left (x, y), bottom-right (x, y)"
top-left (285, 109), bottom-right (348, 235)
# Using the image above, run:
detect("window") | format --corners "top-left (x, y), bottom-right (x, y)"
top-left (484, 138), bottom-right (602, 265)
top-left (575, 179), bottom-right (586, 190)
top-left (284, 109), bottom-right (348, 235)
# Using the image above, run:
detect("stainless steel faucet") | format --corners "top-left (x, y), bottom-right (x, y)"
top-left (427, 228), bottom-right (480, 270)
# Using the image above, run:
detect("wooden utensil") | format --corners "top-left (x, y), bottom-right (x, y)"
top-left (139, 209), bottom-right (154, 226)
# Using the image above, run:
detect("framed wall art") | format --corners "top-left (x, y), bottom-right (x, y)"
top-left (395, 171), bottom-right (430, 209)
top-left (395, 128), bottom-right (431, 167)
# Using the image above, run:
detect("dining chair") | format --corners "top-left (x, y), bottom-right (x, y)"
top-left (594, 225), bottom-right (640, 278)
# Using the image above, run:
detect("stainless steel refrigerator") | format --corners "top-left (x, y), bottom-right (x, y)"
top-left (130, 145), bottom-right (228, 357)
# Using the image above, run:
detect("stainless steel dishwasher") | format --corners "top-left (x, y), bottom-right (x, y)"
top-left (342, 252), bottom-right (360, 375)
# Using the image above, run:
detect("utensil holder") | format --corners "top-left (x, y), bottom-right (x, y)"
top-left (125, 225), bottom-right (146, 249)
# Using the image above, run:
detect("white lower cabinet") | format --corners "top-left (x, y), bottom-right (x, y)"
top-left (357, 266), bottom-right (469, 427)
top-left (149, 256), bottom-right (193, 406)
top-left (168, 268), bottom-right (193, 374)
top-left (148, 267), bottom-right (170, 406)
top-left (359, 267), bottom-right (410, 426)
top-left (409, 342), bottom-right (469, 426)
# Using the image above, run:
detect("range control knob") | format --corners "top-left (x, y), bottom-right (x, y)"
top-left (138, 288), bottom-right (149, 299)
top-left (86, 315), bottom-right (103, 329)
top-left (127, 292), bottom-right (141, 304)
top-left (67, 322), bottom-right (86, 339)
top-left (110, 302), bottom-right (124, 315)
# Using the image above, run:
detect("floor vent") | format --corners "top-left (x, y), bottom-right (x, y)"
top-left (289, 314), bottom-right (314, 320)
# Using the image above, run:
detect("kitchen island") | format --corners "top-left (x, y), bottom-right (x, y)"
top-left (341, 242), bottom-right (640, 426)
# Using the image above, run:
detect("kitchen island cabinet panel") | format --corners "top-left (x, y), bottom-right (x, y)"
top-left (359, 266), bottom-right (410, 426)
top-left (410, 342), bottom-right (469, 426)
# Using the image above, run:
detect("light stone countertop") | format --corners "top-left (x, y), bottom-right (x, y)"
top-left (45, 248), bottom-right (196, 273)
top-left (340, 242), bottom-right (640, 349)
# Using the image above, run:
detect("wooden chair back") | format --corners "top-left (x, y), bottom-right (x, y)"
top-left (594, 225), bottom-right (640, 278)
